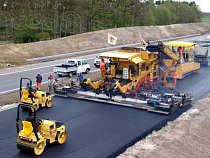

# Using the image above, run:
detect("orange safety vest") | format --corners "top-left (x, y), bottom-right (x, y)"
top-left (100, 61), bottom-right (106, 72)
top-left (171, 72), bottom-right (178, 84)
top-left (32, 91), bottom-right (37, 98)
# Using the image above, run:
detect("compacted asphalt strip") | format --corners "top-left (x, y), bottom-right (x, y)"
top-left (0, 96), bottom-right (191, 158)
top-left (0, 66), bottom-right (210, 158)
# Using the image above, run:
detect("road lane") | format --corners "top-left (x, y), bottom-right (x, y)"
top-left (0, 96), bottom-right (191, 158)
top-left (0, 54), bottom-right (99, 94)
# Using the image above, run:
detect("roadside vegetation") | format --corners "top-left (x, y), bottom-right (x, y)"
top-left (201, 19), bottom-right (210, 22)
top-left (0, 0), bottom-right (202, 43)
top-left (0, 61), bottom-right (19, 68)
top-left (202, 12), bottom-right (210, 22)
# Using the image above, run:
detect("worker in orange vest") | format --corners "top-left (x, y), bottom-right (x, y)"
top-left (100, 58), bottom-right (106, 76)
top-left (171, 71), bottom-right (178, 84)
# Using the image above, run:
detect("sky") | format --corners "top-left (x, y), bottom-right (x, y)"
top-left (180, 0), bottom-right (210, 12)
top-left (154, 0), bottom-right (210, 12)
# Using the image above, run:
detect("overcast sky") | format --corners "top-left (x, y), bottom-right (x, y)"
top-left (180, 0), bottom-right (210, 13)
top-left (155, 0), bottom-right (209, 13)
top-left (180, 0), bottom-right (209, 12)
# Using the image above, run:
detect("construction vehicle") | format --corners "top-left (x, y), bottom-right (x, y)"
top-left (165, 41), bottom-right (200, 79)
top-left (54, 41), bottom-right (196, 114)
top-left (16, 104), bottom-right (67, 155)
top-left (193, 40), bottom-right (210, 66)
top-left (147, 92), bottom-right (193, 113)
top-left (20, 78), bottom-right (52, 111)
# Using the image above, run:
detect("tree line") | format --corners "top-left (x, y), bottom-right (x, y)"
top-left (0, 0), bottom-right (202, 43)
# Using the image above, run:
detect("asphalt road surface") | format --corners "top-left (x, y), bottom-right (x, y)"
top-left (0, 54), bottom-right (99, 95)
top-left (0, 96), bottom-right (192, 158)
top-left (0, 34), bottom-right (210, 158)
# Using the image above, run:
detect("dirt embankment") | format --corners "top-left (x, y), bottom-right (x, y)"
top-left (118, 94), bottom-right (210, 158)
top-left (0, 22), bottom-right (210, 65)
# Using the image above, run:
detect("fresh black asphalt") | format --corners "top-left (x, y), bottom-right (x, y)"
top-left (0, 67), bottom-right (210, 158)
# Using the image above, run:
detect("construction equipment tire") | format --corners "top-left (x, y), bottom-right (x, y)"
top-left (57, 131), bottom-right (67, 144)
top-left (20, 104), bottom-right (31, 111)
top-left (34, 140), bottom-right (45, 156)
top-left (109, 83), bottom-right (115, 92)
top-left (17, 141), bottom-right (34, 153)
top-left (33, 104), bottom-right (39, 111)
top-left (45, 99), bottom-right (52, 108)
top-left (85, 68), bottom-right (90, 73)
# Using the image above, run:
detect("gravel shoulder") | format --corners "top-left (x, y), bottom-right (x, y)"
top-left (118, 94), bottom-right (210, 158)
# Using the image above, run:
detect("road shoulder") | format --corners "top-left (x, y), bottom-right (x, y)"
top-left (118, 94), bottom-right (210, 158)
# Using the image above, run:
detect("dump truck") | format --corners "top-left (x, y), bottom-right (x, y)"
top-left (53, 41), bottom-right (197, 114)
top-left (193, 40), bottom-right (210, 66)
top-left (194, 45), bottom-right (210, 66)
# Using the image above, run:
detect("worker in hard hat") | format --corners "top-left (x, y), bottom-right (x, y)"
top-left (171, 71), bottom-right (178, 84)
top-left (100, 58), bottom-right (106, 76)
top-left (36, 73), bottom-right (42, 90)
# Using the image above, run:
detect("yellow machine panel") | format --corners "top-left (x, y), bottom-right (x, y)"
top-left (16, 104), bottom-right (67, 155)
top-left (20, 78), bottom-right (53, 111)
top-left (83, 41), bottom-right (200, 96)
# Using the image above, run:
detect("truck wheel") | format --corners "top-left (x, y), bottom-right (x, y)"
top-left (57, 131), bottom-right (67, 144)
top-left (207, 60), bottom-right (210, 66)
top-left (69, 72), bottom-right (73, 77)
top-left (86, 68), bottom-right (90, 73)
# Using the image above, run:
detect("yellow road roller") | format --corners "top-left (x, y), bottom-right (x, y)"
top-left (20, 78), bottom-right (52, 111)
top-left (16, 104), bottom-right (67, 155)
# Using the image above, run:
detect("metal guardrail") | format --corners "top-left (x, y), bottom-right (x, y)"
top-left (25, 33), bottom-right (201, 62)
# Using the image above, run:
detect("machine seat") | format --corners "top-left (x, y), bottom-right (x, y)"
top-left (22, 89), bottom-right (29, 100)
top-left (22, 121), bottom-right (33, 136)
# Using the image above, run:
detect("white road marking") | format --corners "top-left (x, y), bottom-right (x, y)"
top-left (0, 70), bottom-right (99, 95)
top-left (0, 103), bottom-right (18, 112)
top-left (0, 64), bottom-right (58, 76)
top-left (0, 57), bottom-right (95, 76)
top-left (0, 88), bottom-right (19, 95)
